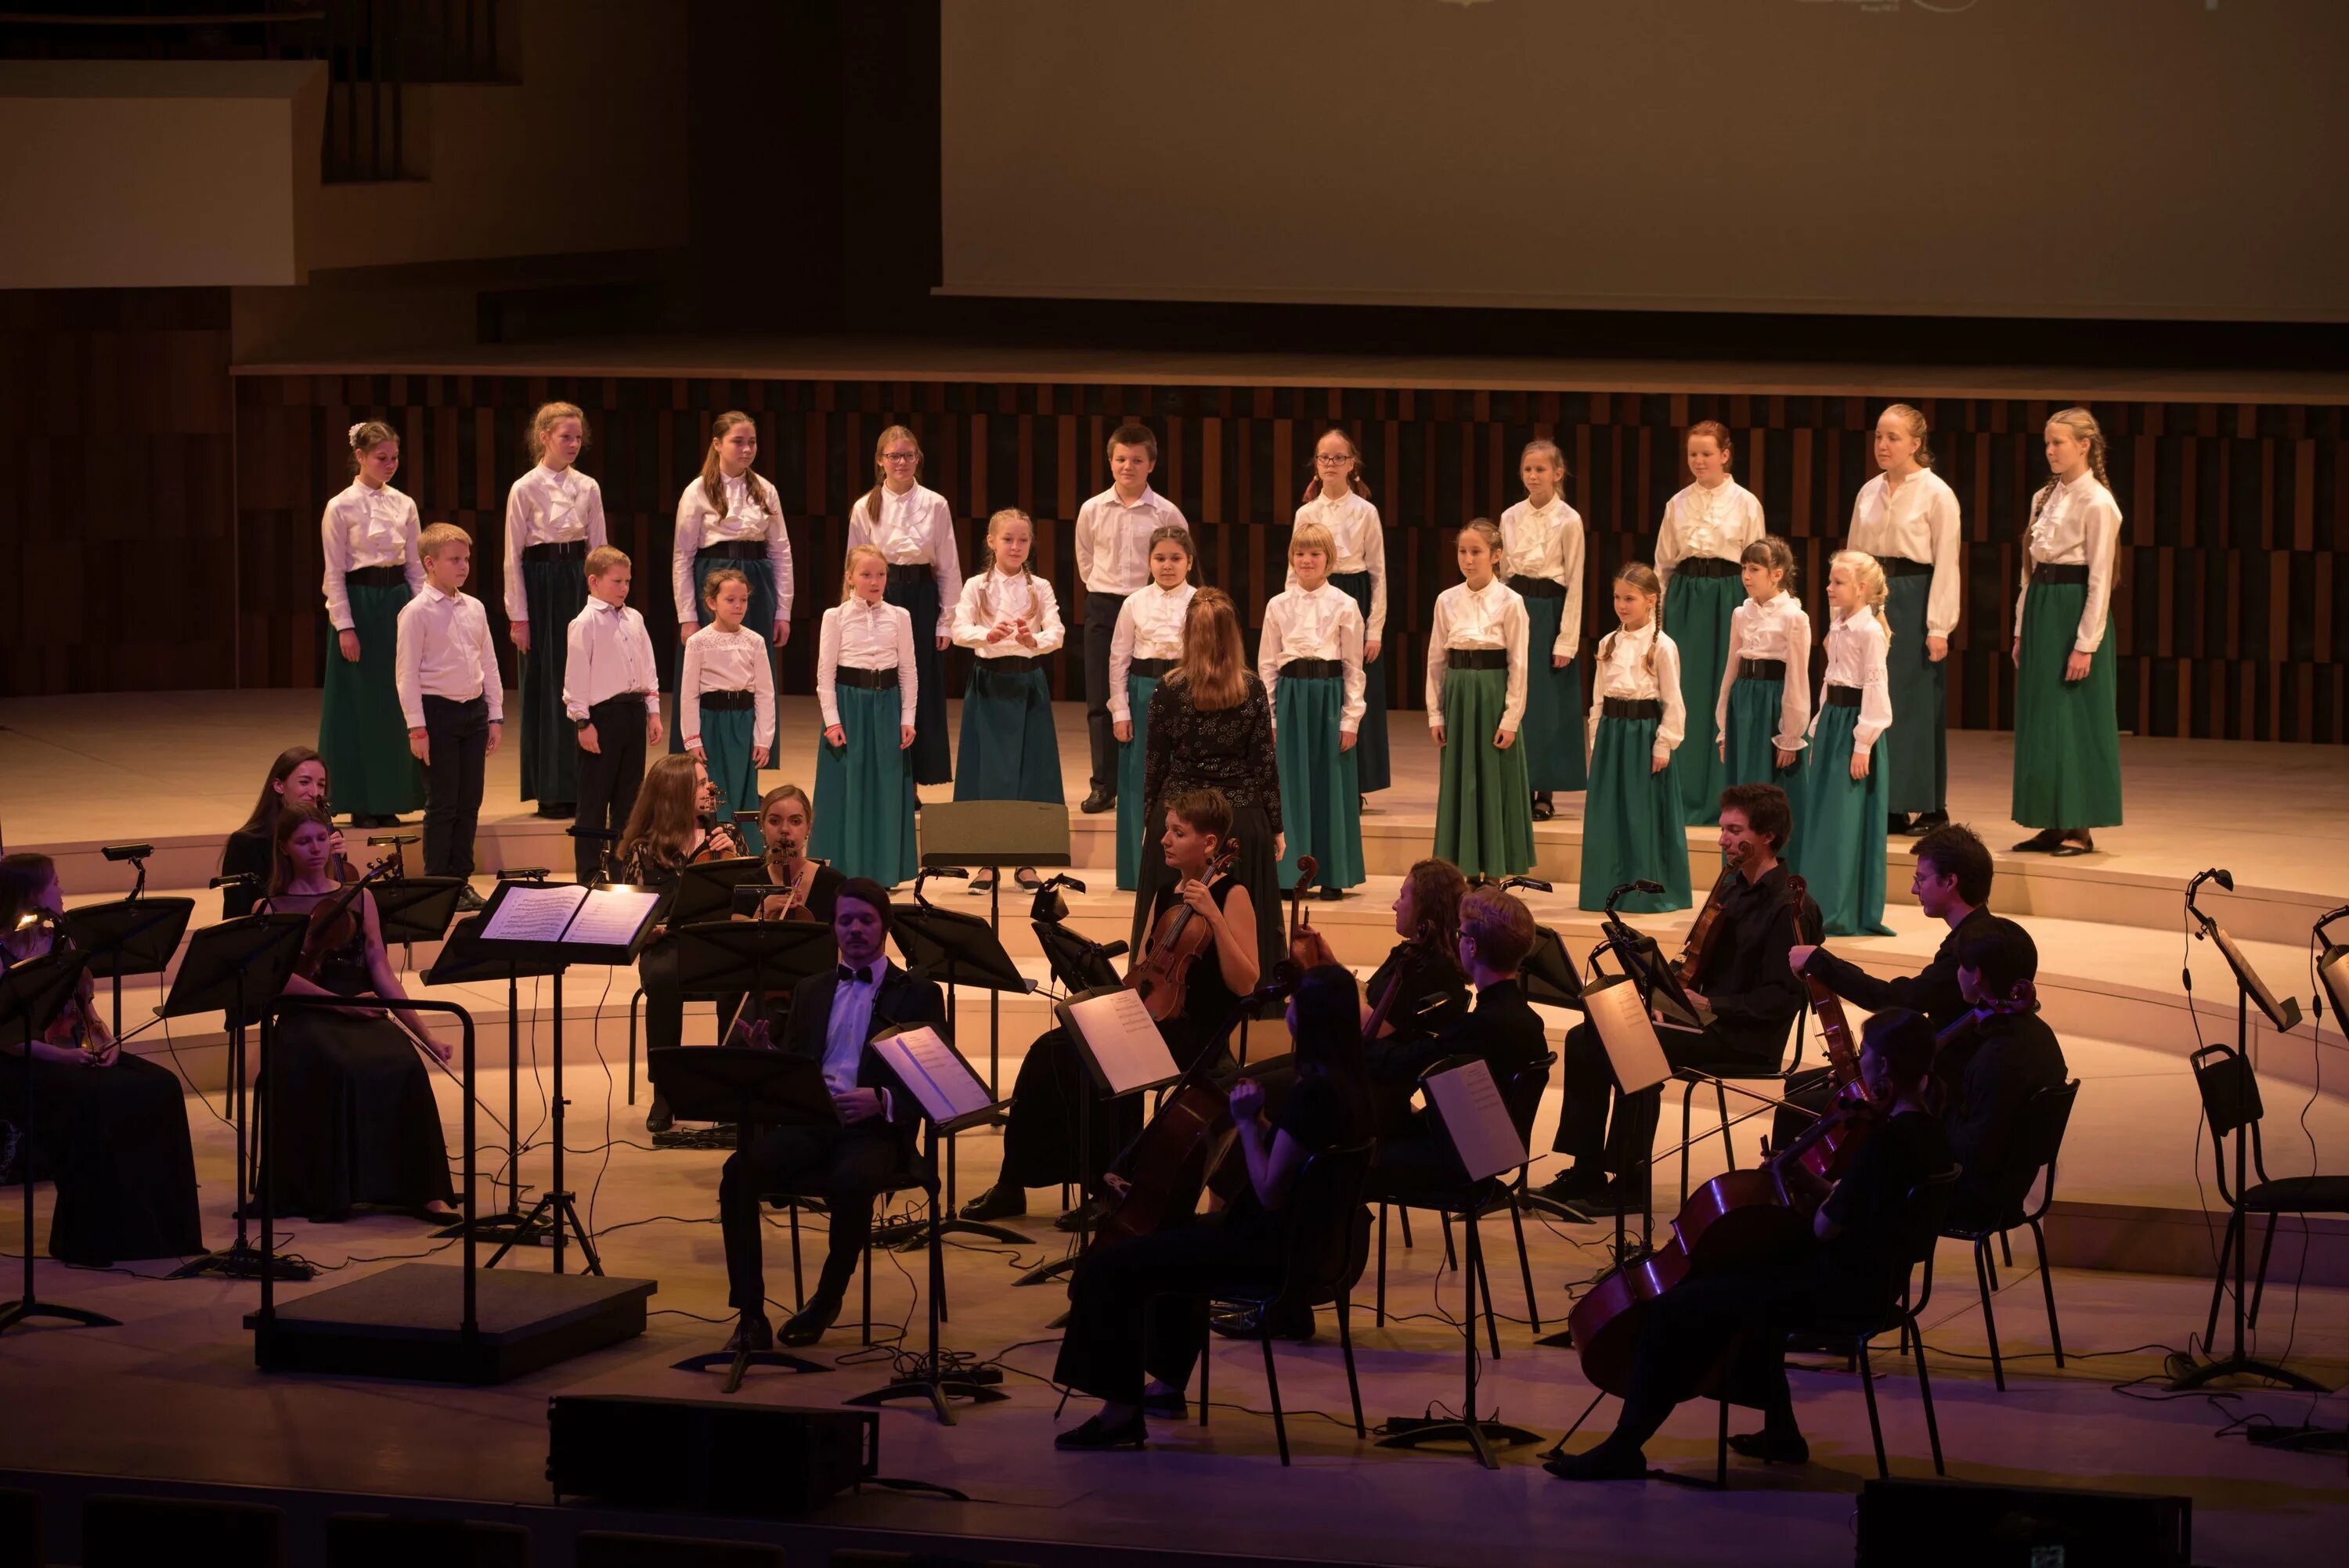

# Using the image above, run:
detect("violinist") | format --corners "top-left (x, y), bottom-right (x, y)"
top-left (1546, 1010), bottom-right (1951, 1481)
top-left (1357, 859), bottom-right (1472, 1119)
top-left (960, 788), bottom-right (1260, 1227)
top-left (752, 784), bottom-right (843, 924)
top-left (0, 853), bottom-right (203, 1266)
top-left (1543, 783), bottom-right (1821, 1210)
top-left (1943, 918), bottom-right (2067, 1230)
top-left (260, 806), bottom-right (456, 1222)
top-left (218, 747), bottom-right (352, 920)
top-left (624, 754), bottom-right (732, 1134)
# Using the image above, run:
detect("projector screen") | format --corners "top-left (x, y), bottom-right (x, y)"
top-left (940, 0), bottom-right (2349, 321)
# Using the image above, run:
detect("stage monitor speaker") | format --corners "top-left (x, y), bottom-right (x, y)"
top-left (81, 1494), bottom-right (283, 1568)
top-left (575, 1530), bottom-right (785, 1568)
top-left (326, 1512), bottom-right (530, 1568)
top-left (0, 1487), bottom-right (38, 1568)
top-left (1856, 1477), bottom-right (2190, 1567)
top-left (547, 1395), bottom-right (877, 1518)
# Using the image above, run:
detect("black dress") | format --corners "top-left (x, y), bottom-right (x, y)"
top-left (622, 842), bottom-right (691, 1053)
top-left (0, 952), bottom-right (203, 1266)
top-left (260, 892), bottom-right (454, 1220)
top-left (217, 826), bottom-right (272, 921)
top-left (1135, 674), bottom-right (1283, 986)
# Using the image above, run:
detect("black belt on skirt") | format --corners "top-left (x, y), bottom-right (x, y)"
top-left (1673, 557), bottom-right (1741, 579)
top-left (1446, 648), bottom-right (1508, 670)
top-left (976, 654), bottom-right (1046, 675)
top-left (885, 562), bottom-right (933, 587)
top-left (1739, 658), bottom-right (1787, 681)
top-left (835, 665), bottom-right (901, 690)
top-left (700, 539), bottom-right (767, 561)
top-left (1882, 557), bottom-right (1934, 579)
top-left (1128, 658), bottom-right (1174, 679)
top-left (1603, 697), bottom-right (1664, 719)
top-left (523, 540), bottom-right (588, 563)
top-left (1507, 575), bottom-right (1567, 600)
top-left (1281, 658), bottom-right (1344, 679)
top-left (1824, 684), bottom-right (1863, 708)
top-left (698, 688), bottom-right (756, 711)
top-left (2030, 563), bottom-right (2089, 586)
top-left (346, 564), bottom-right (408, 588)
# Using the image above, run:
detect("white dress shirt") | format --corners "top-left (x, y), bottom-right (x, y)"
top-left (817, 597), bottom-right (918, 730)
top-left (951, 569), bottom-right (1066, 658)
top-left (1286, 491), bottom-right (1387, 642)
top-left (319, 480), bottom-right (423, 631)
top-left (1848, 467), bottom-right (1962, 639)
top-left (1259, 583), bottom-right (1367, 734)
top-left (1813, 606), bottom-right (1893, 755)
top-left (502, 463), bottom-right (609, 621)
top-left (2016, 472), bottom-right (2123, 654)
top-left (846, 482), bottom-right (960, 639)
top-left (1424, 579), bottom-right (1529, 732)
top-left (673, 474), bottom-right (796, 625)
top-left (1715, 593), bottom-right (1814, 752)
top-left (1498, 496), bottom-right (1586, 659)
top-left (563, 597), bottom-right (661, 721)
top-left (680, 623), bottom-right (777, 749)
top-left (394, 586), bottom-right (503, 729)
top-left (1588, 621), bottom-right (1686, 761)
top-left (821, 962), bottom-right (882, 1098)
top-left (1073, 485), bottom-right (1189, 597)
top-left (1655, 479), bottom-right (1765, 586)
top-left (1108, 582), bottom-right (1194, 721)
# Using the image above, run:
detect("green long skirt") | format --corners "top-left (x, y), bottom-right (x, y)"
top-left (1788, 703), bottom-right (1893, 936)
top-left (1115, 672), bottom-right (1161, 891)
top-left (318, 580), bottom-right (424, 817)
top-left (1434, 666), bottom-right (1534, 879)
top-left (890, 570), bottom-right (953, 787)
top-left (1721, 675), bottom-right (1802, 791)
top-left (1665, 571), bottom-right (1737, 825)
top-left (811, 681), bottom-right (917, 886)
top-left (2012, 579), bottom-right (2123, 830)
top-left (954, 663), bottom-right (1064, 804)
top-left (697, 705), bottom-right (764, 856)
top-left (1521, 596), bottom-right (1588, 792)
top-left (1880, 571), bottom-right (1948, 815)
top-left (1579, 715), bottom-right (1692, 914)
top-left (1275, 674), bottom-right (1365, 890)
top-left (670, 550), bottom-right (778, 753)
top-left (1330, 570), bottom-right (1391, 793)
top-left (518, 555), bottom-right (587, 807)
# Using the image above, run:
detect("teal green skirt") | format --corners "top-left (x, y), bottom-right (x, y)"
top-left (1521, 596), bottom-right (1588, 793)
top-left (1665, 571), bottom-right (1737, 826)
top-left (811, 680), bottom-right (917, 886)
top-left (518, 555), bottom-right (586, 807)
top-left (954, 662), bottom-right (1064, 804)
top-left (1880, 571), bottom-right (1947, 815)
top-left (1788, 702), bottom-right (1892, 936)
top-left (1275, 674), bottom-right (1364, 890)
top-left (697, 704), bottom-right (764, 856)
top-left (1579, 715), bottom-right (1691, 913)
top-left (671, 550), bottom-right (778, 754)
top-left (1115, 672), bottom-right (1160, 891)
top-left (1434, 665), bottom-right (1534, 879)
top-left (2012, 579), bottom-right (2123, 830)
top-left (1331, 570), bottom-right (1391, 793)
top-left (1721, 675), bottom-right (1802, 791)
top-left (318, 579), bottom-right (424, 817)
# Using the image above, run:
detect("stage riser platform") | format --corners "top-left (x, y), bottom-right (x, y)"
top-left (244, 1264), bottom-right (657, 1384)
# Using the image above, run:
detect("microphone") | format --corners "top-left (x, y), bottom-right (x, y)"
top-left (1501, 876), bottom-right (1553, 894)
top-left (102, 843), bottom-right (154, 863)
top-left (208, 872), bottom-right (258, 890)
top-left (1633, 880), bottom-right (1665, 895)
top-left (496, 867), bottom-right (551, 883)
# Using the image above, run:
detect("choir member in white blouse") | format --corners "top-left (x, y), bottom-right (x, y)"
top-left (1714, 535), bottom-right (1811, 788)
top-left (848, 424), bottom-right (960, 787)
top-left (680, 568), bottom-right (777, 852)
top-left (670, 411), bottom-right (793, 752)
top-left (318, 419), bottom-right (426, 826)
top-left (812, 546), bottom-right (920, 887)
top-left (1293, 427), bottom-right (1393, 797)
top-left (1261, 520), bottom-right (1368, 895)
top-left (1788, 552), bottom-right (1894, 937)
top-left (1579, 563), bottom-right (1691, 914)
top-left (1847, 403), bottom-right (1962, 835)
top-left (505, 401), bottom-right (609, 817)
top-left (1656, 420), bottom-right (1766, 827)
top-left (950, 509), bottom-right (1068, 885)
top-left (1427, 521), bottom-right (1533, 880)
top-left (1073, 423), bottom-right (1188, 813)
top-left (1499, 439), bottom-right (1588, 816)
top-left (1108, 524), bottom-right (1198, 890)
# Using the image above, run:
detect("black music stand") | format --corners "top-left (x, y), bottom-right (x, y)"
top-left (918, 798), bottom-right (1070, 1093)
top-left (372, 875), bottom-right (466, 948)
top-left (162, 913), bottom-right (312, 1282)
top-left (661, 919), bottom-right (841, 1148)
top-left (0, 946), bottom-right (117, 1335)
top-left (1519, 923), bottom-right (1585, 1011)
top-left (62, 895), bottom-right (193, 1047)
top-left (655, 1047), bottom-right (839, 1391)
top-left (672, 856), bottom-right (765, 927)
top-left (423, 913), bottom-right (569, 1246)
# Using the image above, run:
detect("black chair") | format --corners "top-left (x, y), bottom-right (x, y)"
top-left (1199, 1141), bottom-right (1377, 1465)
top-left (1672, 1011), bottom-right (1809, 1207)
top-left (1940, 1078), bottom-right (2080, 1391)
top-left (767, 1161), bottom-right (939, 1344)
top-left (2191, 1042), bottom-right (2349, 1344)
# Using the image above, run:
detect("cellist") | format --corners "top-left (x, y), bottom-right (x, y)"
top-left (959, 788), bottom-right (1259, 1229)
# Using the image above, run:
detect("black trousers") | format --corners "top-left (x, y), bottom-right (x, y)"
top-left (639, 936), bottom-right (682, 1055)
top-left (420, 694), bottom-right (490, 878)
top-left (1082, 593), bottom-right (1128, 791)
top-left (1607, 1264), bottom-right (1814, 1452)
top-left (719, 1119), bottom-right (906, 1311)
top-left (1053, 1213), bottom-right (1285, 1404)
top-left (574, 695), bottom-right (647, 883)
top-left (1551, 1018), bottom-right (1777, 1178)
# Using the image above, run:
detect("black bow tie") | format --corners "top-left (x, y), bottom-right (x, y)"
top-left (837, 964), bottom-right (875, 986)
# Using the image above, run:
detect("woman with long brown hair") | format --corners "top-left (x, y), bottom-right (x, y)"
top-left (846, 423), bottom-right (958, 786)
top-left (622, 753), bottom-right (731, 1132)
top-left (669, 410), bottom-right (794, 753)
top-left (218, 746), bottom-right (348, 919)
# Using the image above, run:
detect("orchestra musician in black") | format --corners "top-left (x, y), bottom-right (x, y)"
top-left (1940, 917), bottom-right (2069, 1230)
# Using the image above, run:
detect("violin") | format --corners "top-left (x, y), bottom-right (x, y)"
top-left (294, 854), bottom-right (396, 980)
top-left (1285, 855), bottom-right (1337, 974)
top-left (755, 852), bottom-right (823, 923)
top-left (1675, 840), bottom-right (1748, 989)
top-left (689, 813), bottom-right (749, 866)
top-left (1124, 842), bottom-right (1240, 1024)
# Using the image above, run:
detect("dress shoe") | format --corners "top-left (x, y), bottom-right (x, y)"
top-left (1727, 1427), bottom-right (1810, 1464)
top-left (1015, 866), bottom-right (1044, 891)
top-left (1887, 813), bottom-right (1914, 835)
top-left (2048, 831), bottom-right (2096, 857)
top-left (722, 1311), bottom-right (774, 1354)
top-left (1080, 788), bottom-right (1116, 815)
top-left (1054, 1195), bottom-right (1112, 1233)
top-left (1318, 885), bottom-right (1344, 902)
top-left (536, 803), bottom-right (576, 820)
top-left (1054, 1411), bottom-right (1146, 1451)
top-left (969, 869), bottom-right (997, 893)
top-left (1141, 1389), bottom-right (1189, 1420)
top-left (958, 1183), bottom-right (1027, 1222)
top-left (1903, 810), bottom-right (1950, 835)
top-left (1532, 792), bottom-right (1556, 822)
top-left (779, 1294), bottom-right (843, 1346)
top-left (1210, 1302), bottom-right (1315, 1342)
top-left (644, 1093), bottom-right (675, 1134)
top-left (2011, 828), bottom-right (2066, 853)
top-left (453, 884), bottom-right (488, 911)
top-left (1543, 1442), bottom-right (1647, 1480)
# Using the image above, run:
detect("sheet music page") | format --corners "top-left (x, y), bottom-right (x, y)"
top-left (478, 884), bottom-right (587, 943)
top-left (875, 1026), bottom-right (993, 1122)
top-left (1424, 1058), bottom-right (1527, 1183)
top-left (1065, 988), bottom-right (1180, 1096)
top-left (1583, 975), bottom-right (1673, 1095)
top-left (564, 886), bottom-right (665, 950)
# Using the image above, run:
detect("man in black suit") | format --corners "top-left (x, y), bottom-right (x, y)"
top-left (718, 878), bottom-right (948, 1350)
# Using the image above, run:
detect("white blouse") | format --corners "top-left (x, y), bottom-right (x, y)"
top-left (817, 597), bottom-right (918, 730)
top-left (673, 474), bottom-right (796, 627)
top-left (319, 480), bottom-right (422, 631)
top-left (2016, 472), bottom-right (2123, 654)
top-left (951, 569), bottom-right (1066, 658)
top-left (1498, 496), bottom-right (1586, 660)
top-left (1424, 580), bottom-right (1529, 733)
top-left (503, 463), bottom-right (609, 622)
top-left (1073, 485), bottom-right (1188, 597)
top-left (1588, 621), bottom-right (1687, 760)
top-left (1716, 593), bottom-right (1813, 752)
top-left (846, 482), bottom-right (960, 639)
top-left (1655, 479), bottom-right (1765, 585)
top-left (1848, 467), bottom-right (1962, 639)
top-left (1287, 490), bottom-right (1387, 642)
top-left (1107, 582), bottom-right (1194, 721)
top-left (1259, 584), bottom-right (1367, 734)
top-left (1813, 606), bottom-right (1893, 754)
top-left (679, 623), bottom-right (777, 750)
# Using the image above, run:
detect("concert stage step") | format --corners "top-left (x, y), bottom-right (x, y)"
top-left (244, 1263), bottom-right (656, 1384)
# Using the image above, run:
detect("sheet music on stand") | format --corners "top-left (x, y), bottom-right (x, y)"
top-left (1421, 1057), bottom-right (1528, 1184)
top-left (1061, 986), bottom-right (1181, 1098)
top-left (870, 1025), bottom-right (998, 1129)
top-left (477, 881), bottom-right (664, 962)
top-left (1581, 975), bottom-right (1674, 1098)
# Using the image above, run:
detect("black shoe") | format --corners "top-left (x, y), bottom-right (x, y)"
top-left (779, 1294), bottom-right (842, 1346)
top-left (1080, 788), bottom-right (1116, 815)
top-left (2049, 831), bottom-right (2096, 857)
top-left (1539, 1166), bottom-right (1612, 1205)
top-left (959, 1183), bottom-right (1027, 1222)
top-left (1904, 810), bottom-right (1950, 835)
top-left (2012, 828), bottom-right (2066, 853)
top-left (1727, 1428), bottom-right (1810, 1465)
top-left (1318, 885), bottom-right (1344, 902)
top-left (1015, 866), bottom-right (1044, 891)
top-left (722, 1311), bottom-right (774, 1354)
top-left (1544, 1443), bottom-right (1647, 1481)
top-left (1055, 1411), bottom-right (1147, 1451)
top-left (644, 1093), bottom-right (674, 1134)
top-left (969, 869), bottom-right (997, 893)
top-left (1532, 792), bottom-right (1556, 822)
top-left (1141, 1389), bottom-right (1189, 1420)
top-left (453, 884), bottom-right (487, 911)
top-left (1055, 1195), bottom-right (1112, 1233)
top-left (536, 803), bottom-right (576, 820)
top-left (1210, 1303), bottom-right (1315, 1342)
top-left (1887, 813), bottom-right (1914, 835)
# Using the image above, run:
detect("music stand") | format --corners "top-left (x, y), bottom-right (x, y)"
top-left (1518, 923), bottom-right (1585, 1011)
top-left (62, 895), bottom-right (193, 1047)
top-left (1595, 915), bottom-right (1710, 1031)
top-left (672, 856), bottom-right (765, 927)
top-left (161, 913), bottom-right (312, 1281)
top-left (659, 918), bottom-right (841, 1148)
top-left (371, 875), bottom-right (466, 950)
top-left (0, 946), bottom-right (118, 1335)
top-left (422, 912), bottom-right (570, 1246)
top-left (655, 1047), bottom-right (839, 1390)
top-left (918, 798), bottom-right (1070, 1091)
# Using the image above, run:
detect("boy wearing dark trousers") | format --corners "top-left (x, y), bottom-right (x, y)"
top-left (1073, 423), bottom-right (1187, 813)
top-left (397, 522), bottom-right (502, 907)
top-left (565, 546), bottom-right (663, 883)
